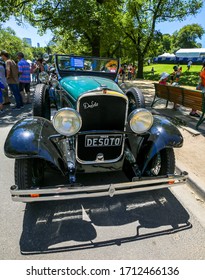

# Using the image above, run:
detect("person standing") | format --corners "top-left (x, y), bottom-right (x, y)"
top-left (0, 81), bottom-right (4, 113)
top-left (0, 50), bottom-right (23, 109)
top-left (170, 65), bottom-right (177, 84)
top-left (127, 64), bottom-right (132, 80)
top-left (30, 61), bottom-right (37, 83)
top-left (0, 58), bottom-right (10, 105)
top-left (17, 52), bottom-right (31, 104)
top-left (199, 62), bottom-right (205, 92)
top-left (175, 66), bottom-right (182, 83)
top-left (189, 63), bottom-right (205, 117)
top-left (119, 65), bottom-right (126, 83)
top-left (36, 58), bottom-right (44, 83)
top-left (187, 60), bottom-right (192, 71)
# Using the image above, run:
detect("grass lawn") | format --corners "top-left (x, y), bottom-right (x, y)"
top-left (143, 64), bottom-right (202, 87)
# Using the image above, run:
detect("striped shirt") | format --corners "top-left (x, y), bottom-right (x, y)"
top-left (18, 58), bottom-right (31, 83)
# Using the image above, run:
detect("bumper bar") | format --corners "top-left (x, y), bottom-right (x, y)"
top-left (10, 172), bottom-right (188, 202)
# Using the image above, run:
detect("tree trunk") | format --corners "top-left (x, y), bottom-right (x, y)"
top-left (91, 34), bottom-right (101, 57)
top-left (137, 53), bottom-right (144, 79)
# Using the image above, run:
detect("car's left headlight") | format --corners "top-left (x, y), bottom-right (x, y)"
top-left (39, 71), bottom-right (49, 83)
top-left (128, 108), bottom-right (153, 134)
top-left (53, 108), bottom-right (82, 136)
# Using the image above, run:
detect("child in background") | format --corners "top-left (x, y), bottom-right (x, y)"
top-left (0, 81), bottom-right (5, 113)
top-left (159, 72), bottom-right (179, 110)
top-left (175, 66), bottom-right (182, 83)
top-left (159, 72), bottom-right (169, 85)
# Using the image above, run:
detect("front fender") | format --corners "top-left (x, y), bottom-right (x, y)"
top-left (140, 115), bottom-right (183, 173)
top-left (148, 115), bottom-right (183, 148)
top-left (4, 117), bottom-right (66, 173)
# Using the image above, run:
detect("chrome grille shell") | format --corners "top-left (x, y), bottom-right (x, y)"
top-left (76, 91), bottom-right (128, 164)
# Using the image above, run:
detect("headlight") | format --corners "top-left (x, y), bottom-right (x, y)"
top-left (51, 78), bottom-right (59, 88)
top-left (39, 71), bottom-right (49, 83)
top-left (53, 108), bottom-right (82, 136)
top-left (128, 108), bottom-right (153, 134)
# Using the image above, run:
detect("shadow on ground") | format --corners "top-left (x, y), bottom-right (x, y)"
top-left (20, 185), bottom-right (191, 255)
top-left (0, 89), bottom-right (34, 128)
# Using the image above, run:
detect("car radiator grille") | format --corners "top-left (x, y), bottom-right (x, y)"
top-left (77, 93), bottom-right (127, 163)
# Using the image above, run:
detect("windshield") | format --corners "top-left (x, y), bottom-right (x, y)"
top-left (55, 55), bottom-right (119, 81)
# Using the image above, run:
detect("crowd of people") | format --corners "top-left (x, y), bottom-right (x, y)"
top-left (119, 64), bottom-right (137, 82)
top-left (0, 50), bottom-right (50, 113)
top-left (159, 62), bottom-right (205, 117)
top-left (0, 51), bottom-right (205, 118)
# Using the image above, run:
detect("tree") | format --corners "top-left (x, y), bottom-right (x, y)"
top-left (0, 0), bottom-right (123, 57)
top-left (0, 0), bottom-right (203, 72)
top-left (122, 0), bottom-right (203, 78)
top-left (174, 24), bottom-right (205, 48)
top-left (161, 34), bottom-right (172, 53)
top-left (0, 0), bottom-right (34, 22)
top-left (0, 26), bottom-right (33, 59)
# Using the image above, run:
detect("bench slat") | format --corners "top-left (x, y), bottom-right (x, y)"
top-left (152, 83), bottom-right (205, 129)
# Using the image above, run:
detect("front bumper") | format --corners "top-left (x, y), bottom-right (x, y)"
top-left (10, 172), bottom-right (188, 202)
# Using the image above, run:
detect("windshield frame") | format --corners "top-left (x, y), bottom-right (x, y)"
top-left (54, 54), bottom-right (120, 81)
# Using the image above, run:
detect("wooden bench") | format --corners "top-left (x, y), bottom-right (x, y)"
top-left (151, 83), bottom-right (205, 129)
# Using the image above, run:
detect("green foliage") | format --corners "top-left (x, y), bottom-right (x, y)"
top-left (0, 26), bottom-right (32, 59)
top-left (173, 24), bottom-right (205, 48)
top-left (0, 0), bottom-right (204, 79)
top-left (0, 26), bottom-right (48, 60)
top-left (0, 0), bottom-right (37, 22)
top-left (122, 0), bottom-right (203, 78)
top-left (22, 0), bottom-right (124, 56)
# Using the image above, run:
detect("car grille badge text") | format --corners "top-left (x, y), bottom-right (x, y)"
top-left (83, 101), bottom-right (98, 109)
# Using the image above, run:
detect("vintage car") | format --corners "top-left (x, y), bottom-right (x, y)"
top-left (4, 54), bottom-right (187, 202)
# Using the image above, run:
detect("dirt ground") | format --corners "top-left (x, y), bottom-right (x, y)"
top-left (126, 79), bottom-right (205, 184)
top-left (175, 128), bottom-right (205, 182)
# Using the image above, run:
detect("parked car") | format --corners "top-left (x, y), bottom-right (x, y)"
top-left (4, 54), bottom-right (187, 202)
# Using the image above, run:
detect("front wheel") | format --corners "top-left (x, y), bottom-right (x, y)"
top-left (33, 84), bottom-right (51, 120)
top-left (15, 159), bottom-right (44, 189)
top-left (145, 148), bottom-right (175, 176)
top-left (126, 87), bottom-right (145, 115)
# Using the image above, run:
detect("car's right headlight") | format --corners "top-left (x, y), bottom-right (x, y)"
top-left (51, 78), bottom-right (59, 88)
top-left (128, 108), bottom-right (153, 134)
top-left (53, 108), bottom-right (82, 136)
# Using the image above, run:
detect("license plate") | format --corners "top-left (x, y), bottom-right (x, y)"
top-left (85, 135), bottom-right (122, 147)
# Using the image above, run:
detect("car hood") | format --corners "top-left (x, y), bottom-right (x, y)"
top-left (59, 76), bottom-right (123, 100)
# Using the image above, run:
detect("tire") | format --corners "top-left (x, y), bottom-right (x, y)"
top-left (33, 84), bottom-right (51, 120)
top-left (145, 148), bottom-right (175, 176)
top-left (15, 159), bottom-right (44, 189)
top-left (126, 87), bottom-right (145, 114)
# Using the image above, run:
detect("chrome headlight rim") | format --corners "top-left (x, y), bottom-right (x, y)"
top-left (53, 107), bottom-right (82, 136)
top-left (128, 108), bottom-right (153, 134)
top-left (39, 71), bottom-right (49, 83)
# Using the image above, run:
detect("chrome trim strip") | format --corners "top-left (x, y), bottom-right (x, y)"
top-left (10, 172), bottom-right (188, 202)
top-left (76, 91), bottom-right (128, 164)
